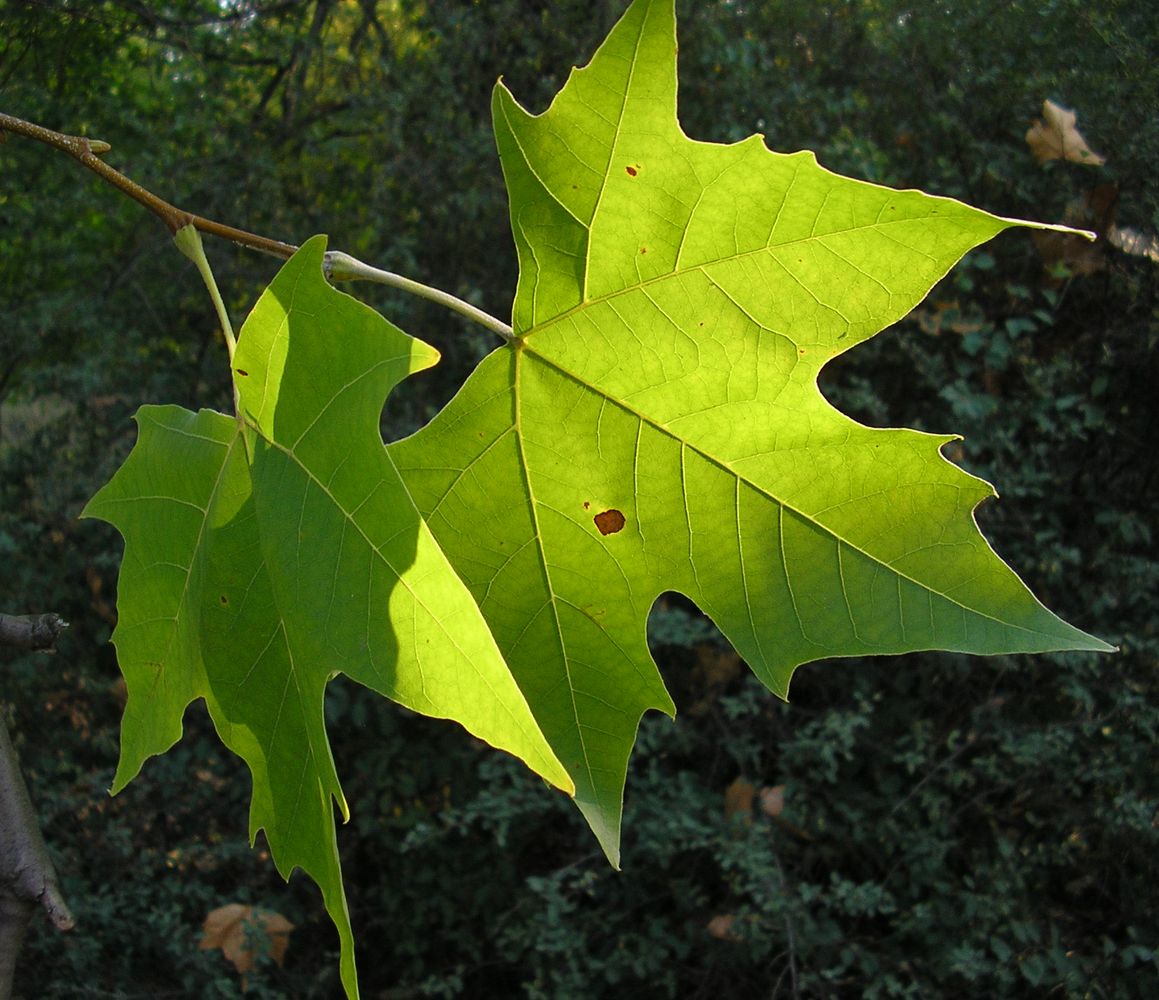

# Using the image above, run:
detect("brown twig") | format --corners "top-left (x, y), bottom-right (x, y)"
top-left (0, 111), bottom-right (297, 259)
top-left (0, 110), bottom-right (515, 338)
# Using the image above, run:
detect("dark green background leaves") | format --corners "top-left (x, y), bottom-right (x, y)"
top-left (2, 1), bottom-right (1155, 996)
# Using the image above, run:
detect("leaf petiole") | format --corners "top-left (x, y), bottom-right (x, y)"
top-left (3, 111), bottom-right (513, 342)
top-left (174, 225), bottom-right (241, 411)
top-left (325, 251), bottom-right (515, 341)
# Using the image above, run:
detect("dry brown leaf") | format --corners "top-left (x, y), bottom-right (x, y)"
top-left (86, 565), bottom-right (117, 626)
top-left (911, 299), bottom-right (984, 336)
top-left (1026, 100), bottom-right (1105, 166)
top-left (1109, 225), bottom-right (1159, 265)
top-left (1032, 184), bottom-right (1118, 280)
top-left (696, 646), bottom-right (743, 688)
top-left (686, 646), bottom-right (744, 716)
top-left (758, 784), bottom-right (786, 818)
top-left (706, 914), bottom-right (742, 941)
top-left (200, 903), bottom-right (294, 985)
top-left (195, 767), bottom-right (227, 791)
top-left (1031, 229), bottom-right (1105, 278)
top-left (723, 776), bottom-right (755, 820)
top-left (109, 675), bottom-right (127, 707)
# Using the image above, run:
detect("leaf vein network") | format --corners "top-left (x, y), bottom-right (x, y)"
top-left (520, 345), bottom-right (1065, 640)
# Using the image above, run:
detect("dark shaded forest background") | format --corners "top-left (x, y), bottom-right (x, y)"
top-left (1, 0), bottom-right (1157, 996)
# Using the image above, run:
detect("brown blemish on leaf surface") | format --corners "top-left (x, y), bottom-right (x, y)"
top-left (625, 165), bottom-right (638, 176)
top-left (594, 509), bottom-right (626, 535)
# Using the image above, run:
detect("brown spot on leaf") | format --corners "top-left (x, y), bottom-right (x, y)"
top-left (639, 246), bottom-right (647, 254)
top-left (582, 501), bottom-right (591, 510)
top-left (625, 165), bottom-right (638, 177)
top-left (219, 595), bottom-right (229, 606)
top-left (235, 369), bottom-right (249, 377)
top-left (594, 509), bottom-right (626, 535)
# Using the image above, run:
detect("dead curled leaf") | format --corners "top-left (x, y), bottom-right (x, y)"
top-left (1026, 99), bottom-right (1105, 166)
top-left (724, 777), bottom-right (755, 820)
top-left (707, 913), bottom-right (743, 941)
top-left (909, 299), bottom-right (985, 337)
top-left (1031, 184), bottom-right (1116, 278)
top-left (200, 903), bottom-right (294, 985)
top-left (1108, 225), bottom-right (1159, 265)
top-left (1032, 228), bottom-right (1105, 278)
top-left (687, 646), bottom-right (743, 716)
top-left (1031, 182), bottom-right (1159, 276)
top-left (725, 779), bottom-right (788, 821)
top-left (759, 784), bottom-right (786, 818)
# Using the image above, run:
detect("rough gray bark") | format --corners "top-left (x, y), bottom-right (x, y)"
top-left (0, 614), bottom-right (74, 1000)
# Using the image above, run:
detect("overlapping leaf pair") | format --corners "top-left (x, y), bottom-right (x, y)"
top-left (84, 1), bottom-right (1109, 996)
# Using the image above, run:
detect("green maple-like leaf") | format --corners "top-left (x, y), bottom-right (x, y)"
top-left (83, 237), bottom-right (571, 998)
top-left (389, 0), bottom-right (1111, 862)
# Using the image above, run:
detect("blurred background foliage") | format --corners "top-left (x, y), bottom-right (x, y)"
top-left (1, 0), bottom-right (1156, 996)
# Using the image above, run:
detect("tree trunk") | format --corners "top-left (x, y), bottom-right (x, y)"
top-left (0, 613), bottom-right (74, 1000)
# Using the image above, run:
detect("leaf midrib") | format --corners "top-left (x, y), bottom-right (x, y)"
top-left (512, 345), bottom-right (600, 798)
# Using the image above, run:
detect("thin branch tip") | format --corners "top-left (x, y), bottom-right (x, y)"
top-left (324, 251), bottom-right (514, 340)
top-left (0, 612), bottom-right (69, 651)
top-left (3, 110), bottom-right (509, 338)
top-left (42, 884), bottom-right (75, 932)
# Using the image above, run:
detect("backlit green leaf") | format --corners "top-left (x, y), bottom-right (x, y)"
top-left (390, 0), bottom-right (1111, 864)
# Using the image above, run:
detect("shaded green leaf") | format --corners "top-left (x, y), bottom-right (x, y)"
top-left (83, 237), bottom-right (571, 998)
